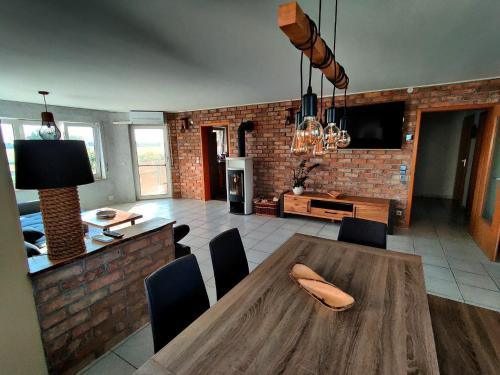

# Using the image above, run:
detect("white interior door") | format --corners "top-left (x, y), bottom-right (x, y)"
top-left (130, 125), bottom-right (172, 199)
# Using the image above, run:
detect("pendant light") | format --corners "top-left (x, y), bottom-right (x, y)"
top-left (337, 87), bottom-right (351, 148)
top-left (300, 86), bottom-right (324, 151)
top-left (38, 91), bottom-right (61, 140)
top-left (287, 0), bottom-right (349, 156)
top-left (324, 105), bottom-right (340, 151)
top-left (299, 0), bottom-right (323, 154)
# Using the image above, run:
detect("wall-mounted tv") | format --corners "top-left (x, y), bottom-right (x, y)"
top-left (343, 101), bottom-right (405, 149)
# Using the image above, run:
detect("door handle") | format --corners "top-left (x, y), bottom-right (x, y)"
top-left (462, 158), bottom-right (467, 167)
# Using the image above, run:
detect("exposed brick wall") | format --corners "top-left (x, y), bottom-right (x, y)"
top-left (168, 79), bottom-right (500, 225)
top-left (30, 225), bottom-right (175, 375)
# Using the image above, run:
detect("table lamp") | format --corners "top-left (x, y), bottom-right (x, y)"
top-left (14, 140), bottom-right (95, 260)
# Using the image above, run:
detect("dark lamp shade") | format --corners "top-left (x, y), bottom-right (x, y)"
top-left (14, 140), bottom-right (95, 189)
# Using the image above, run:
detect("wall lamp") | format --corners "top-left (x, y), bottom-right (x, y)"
top-left (181, 117), bottom-right (194, 132)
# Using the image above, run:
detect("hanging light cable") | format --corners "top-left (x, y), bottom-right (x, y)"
top-left (313, 72), bottom-right (326, 156)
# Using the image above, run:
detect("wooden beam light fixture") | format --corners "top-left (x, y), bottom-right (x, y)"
top-left (278, 1), bottom-right (348, 89)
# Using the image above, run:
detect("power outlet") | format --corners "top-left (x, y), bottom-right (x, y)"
top-left (395, 209), bottom-right (403, 216)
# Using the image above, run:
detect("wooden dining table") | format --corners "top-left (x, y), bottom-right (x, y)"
top-left (135, 234), bottom-right (440, 375)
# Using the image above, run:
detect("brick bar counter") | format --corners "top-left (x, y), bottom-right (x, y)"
top-left (27, 217), bottom-right (175, 374)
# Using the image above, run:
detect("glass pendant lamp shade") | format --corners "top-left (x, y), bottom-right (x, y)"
top-left (38, 91), bottom-right (62, 140)
top-left (291, 110), bottom-right (307, 155)
top-left (40, 111), bottom-right (62, 140)
top-left (291, 127), bottom-right (307, 155)
top-left (312, 138), bottom-right (325, 156)
top-left (301, 115), bottom-right (324, 147)
top-left (337, 117), bottom-right (351, 148)
top-left (337, 130), bottom-right (351, 148)
top-left (323, 106), bottom-right (340, 151)
top-left (300, 88), bottom-right (323, 148)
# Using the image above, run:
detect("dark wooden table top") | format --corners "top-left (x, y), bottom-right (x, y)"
top-left (428, 294), bottom-right (500, 375)
top-left (135, 234), bottom-right (439, 375)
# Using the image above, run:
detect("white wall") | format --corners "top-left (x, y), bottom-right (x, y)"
top-left (414, 111), bottom-right (467, 199)
top-left (0, 100), bottom-right (136, 209)
top-left (0, 132), bottom-right (48, 374)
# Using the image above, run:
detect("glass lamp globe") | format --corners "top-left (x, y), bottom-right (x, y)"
top-left (337, 129), bottom-right (351, 149)
top-left (290, 126), bottom-right (307, 155)
top-left (312, 138), bottom-right (325, 156)
top-left (323, 122), bottom-right (340, 151)
top-left (301, 116), bottom-right (324, 147)
top-left (39, 112), bottom-right (61, 140)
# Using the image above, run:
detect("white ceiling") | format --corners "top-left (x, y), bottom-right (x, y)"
top-left (0, 0), bottom-right (499, 112)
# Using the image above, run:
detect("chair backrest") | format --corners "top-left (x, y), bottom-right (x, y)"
top-left (338, 217), bottom-right (387, 249)
top-left (173, 224), bottom-right (190, 243)
top-left (209, 228), bottom-right (249, 300)
top-left (144, 254), bottom-right (209, 353)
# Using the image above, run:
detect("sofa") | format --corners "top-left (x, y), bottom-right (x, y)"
top-left (18, 201), bottom-right (45, 256)
top-left (18, 200), bottom-right (100, 257)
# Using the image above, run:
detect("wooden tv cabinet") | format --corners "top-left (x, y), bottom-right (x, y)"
top-left (283, 192), bottom-right (392, 232)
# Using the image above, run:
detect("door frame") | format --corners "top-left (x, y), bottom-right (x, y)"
top-left (130, 124), bottom-right (173, 200)
top-left (452, 114), bottom-right (475, 201)
top-left (469, 105), bottom-right (500, 260)
top-left (406, 103), bottom-right (494, 227)
top-left (200, 121), bottom-right (231, 201)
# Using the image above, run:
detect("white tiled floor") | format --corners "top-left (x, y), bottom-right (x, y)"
top-left (79, 197), bottom-right (500, 374)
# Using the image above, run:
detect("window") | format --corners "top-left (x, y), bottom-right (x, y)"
top-left (0, 119), bottom-right (105, 181)
top-left (212, 127), bottom-right (228, 156)
top-left (63, 122), bottom-right (104, 178)
top-left (1, 123), bottom-right (16, 182)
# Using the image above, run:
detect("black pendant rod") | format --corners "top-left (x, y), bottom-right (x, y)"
top-left (332, 0), bottom-right (338, 104)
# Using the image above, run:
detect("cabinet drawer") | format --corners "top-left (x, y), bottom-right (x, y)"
top-left (310, 207), bottom-right (352, 220)
top-left (284, 196), bottom-right (309, 213)
top-left (354, 205), bottom-right (389, 224)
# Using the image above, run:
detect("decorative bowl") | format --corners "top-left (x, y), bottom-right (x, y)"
top-left (96, 210), bottom-right (116, 219)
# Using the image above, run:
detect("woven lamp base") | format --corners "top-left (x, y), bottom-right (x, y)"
top-left (39, 187), bottom-right (86, 260)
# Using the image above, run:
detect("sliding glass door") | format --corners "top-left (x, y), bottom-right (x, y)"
top-left (130, 125), bottom-right (172, 199)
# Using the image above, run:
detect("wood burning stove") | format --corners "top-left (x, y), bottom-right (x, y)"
top-left (226, 121), bottom-right (254, 214)
top-left (228, 169), bottom-right (244, 202)
top-left (226, 157), bottom-right (253, 214)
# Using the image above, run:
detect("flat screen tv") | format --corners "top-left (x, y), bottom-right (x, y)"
top-left (343, 101), bottom-right (405, 149)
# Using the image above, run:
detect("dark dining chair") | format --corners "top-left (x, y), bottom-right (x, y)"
top-left (209, 228), bottom-right (249, 300)
top-left (173, 224), bottom-right (191, 259)
top-left (338, 217), bottom-right (387, 249)
top-left (144, 254), bottom-right (209, 353)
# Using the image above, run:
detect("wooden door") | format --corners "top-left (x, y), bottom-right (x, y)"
top-left (469, 105), bottom-right (500, 260)
top-left (453, 115), bottom-right (474, 201)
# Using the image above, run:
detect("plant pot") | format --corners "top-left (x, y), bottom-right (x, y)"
top-left (293, 186), bottom-right (304, 195)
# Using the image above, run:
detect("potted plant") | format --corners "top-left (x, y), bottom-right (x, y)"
top-left (292, 160), bottom-right (320, 195)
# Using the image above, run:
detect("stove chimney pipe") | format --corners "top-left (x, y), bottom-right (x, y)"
top-left (237, 121), bottom-right (254, 157)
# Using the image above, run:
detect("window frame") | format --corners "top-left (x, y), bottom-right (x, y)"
top-left (62, 121), bottom-right (105, 180)
top-left (0, 118), bottom-right (106, 181)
